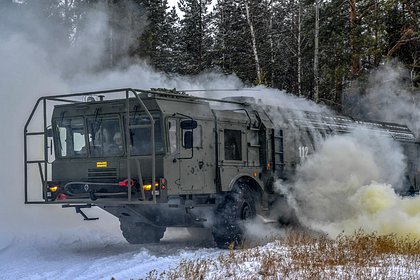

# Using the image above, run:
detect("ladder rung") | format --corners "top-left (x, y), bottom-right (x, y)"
top-left (26, 132), bottom-right (45, 136)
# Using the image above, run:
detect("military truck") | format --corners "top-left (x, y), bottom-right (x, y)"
top-left (24, 88), bottom-right (419, 248)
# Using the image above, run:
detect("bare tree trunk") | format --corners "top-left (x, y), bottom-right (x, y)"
top-left (244, 0), bottom-right (263, 84)
top-left (313, 0), bottom-right (320, 103)
top-left (199, 0), bottom-right (203, 72)
top-left (411, 55), bottom-right (417, 90)
top-left (298, 1), bottom-right (303, 97)
top-left (268, 1), bottom-right (274, 87)
top-left (220, 2), bottom-right (226, 71)
top-left (349, 0), bottom-right (360, 76)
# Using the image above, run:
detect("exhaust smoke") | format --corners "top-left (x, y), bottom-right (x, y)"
top-left (278, 129), bottom-right (420, 239)
top-left (345, 62), bottom-right (419, 139)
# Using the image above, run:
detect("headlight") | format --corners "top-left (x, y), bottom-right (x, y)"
top-left (143, 182), bottom-right (159, 191)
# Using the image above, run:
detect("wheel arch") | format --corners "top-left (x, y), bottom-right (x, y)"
top-left (228, 175), bottom-right (264, 202)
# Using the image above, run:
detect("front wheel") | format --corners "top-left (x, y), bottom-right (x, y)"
top-left (120, 221), bottom-right (166, 244)
top-left (212, 184), bottom-right (256, 249)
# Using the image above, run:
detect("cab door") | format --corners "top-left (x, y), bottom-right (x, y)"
top-left (179, 119), bottom-right (215, 194)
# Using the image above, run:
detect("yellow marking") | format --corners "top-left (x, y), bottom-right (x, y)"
top-left (96, 161), bottom-right (108, 168)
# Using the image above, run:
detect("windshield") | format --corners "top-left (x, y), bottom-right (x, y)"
top-left (53, 113), bottom-right (161, 157)
top-left (129, 113), bottom-right (163, 156)
top-left (54, 117), bottom-right (87, 157)
top-left (87, 115), bottom-right (123, 157)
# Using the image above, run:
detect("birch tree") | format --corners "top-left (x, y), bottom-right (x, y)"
top-left (211, 0), bottom-right (258, 84)
top-left (244, 0), bottom-right (263, 84)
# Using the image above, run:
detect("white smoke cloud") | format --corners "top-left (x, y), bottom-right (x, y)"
top-left (345, 61), bottom-right (420, 139)
top-left (0, 2), bottom-right (137, 246)
top-left (278, 128), bottom-right (420, 239)
top-left (261, 62), bottom-right (420, 241)
top-left (0, 20), bottom-right (69, 226)
top-left (69, 63), bottom-right (244, 92)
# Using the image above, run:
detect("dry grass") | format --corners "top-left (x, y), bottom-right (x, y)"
top-left (143, 230), bottom-right (420, 280)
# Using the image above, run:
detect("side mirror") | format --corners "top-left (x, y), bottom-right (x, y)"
top-left (181, 120), bottom-right (197, 130)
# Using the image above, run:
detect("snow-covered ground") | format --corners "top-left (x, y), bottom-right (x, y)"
top-left (0, 225), bottom-right (221, 280)
top-left (1, 220), bottom-right (419, 280)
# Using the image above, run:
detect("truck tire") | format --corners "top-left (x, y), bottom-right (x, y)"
top-left (212, 184), bottom-right (256, 249)
top-left (120, 221), bottom-right (166, 244)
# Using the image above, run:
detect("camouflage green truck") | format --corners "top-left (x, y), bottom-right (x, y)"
top-left (24, 88), bottom-right (419, 248)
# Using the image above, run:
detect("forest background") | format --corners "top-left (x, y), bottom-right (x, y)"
top-left (3, 0), bottom-right (419, 114)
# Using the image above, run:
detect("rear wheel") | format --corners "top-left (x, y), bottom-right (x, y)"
top-left (212, 184), bottom-right (257, 249)
top-left (120, 221), bottom-right (166, 244)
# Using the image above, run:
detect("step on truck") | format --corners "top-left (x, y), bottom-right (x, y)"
top-left (24, 88), bottom-right (420, 248)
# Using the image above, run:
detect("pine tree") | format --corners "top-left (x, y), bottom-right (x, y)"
top-left (211, 0), bottom-right (253, 82)
top-left (156, 6), bottom-right (182, 74)
top-left (385, 1), bottom-right (419, 87)
top-left (141, 0), bottom-right (170, 69)
top-left (316, 0), bottom-right (351, 106)
top-left (267, 0), bottom-right (314, 95)
top-left (104, 0), bottom-right (148, 68)
top-left (178, 0), bottom-right (213, 75)
top-left (211, 0), bottom-right (274, 86)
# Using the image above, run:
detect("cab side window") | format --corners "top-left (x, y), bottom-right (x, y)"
top-left (168, 119), bottom-right (178, 154)
top-left (224, 129), bottom-right (242, 160)
top-left (129, 113), bottom-right (163, 155)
